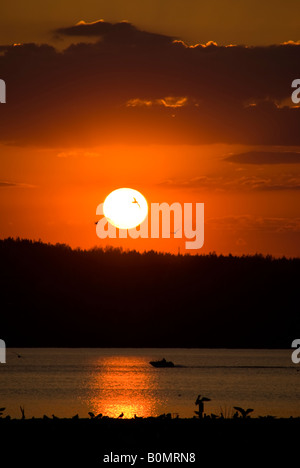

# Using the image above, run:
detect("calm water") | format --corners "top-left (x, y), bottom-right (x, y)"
top-left (0, 348), bottom-right (299, 419)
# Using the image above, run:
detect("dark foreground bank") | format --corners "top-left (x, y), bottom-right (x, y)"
top-left (0, 417), bottom-right (298, 465)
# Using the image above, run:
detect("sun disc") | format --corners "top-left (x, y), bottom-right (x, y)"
top-left (103, 188), bottom-right (148, 230)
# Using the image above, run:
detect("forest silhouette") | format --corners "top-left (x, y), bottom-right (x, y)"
top-left (1, 238), bottom-right (298, 348)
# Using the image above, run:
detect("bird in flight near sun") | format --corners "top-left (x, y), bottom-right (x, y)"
top-left (132, 197), bottom-right (140, 208)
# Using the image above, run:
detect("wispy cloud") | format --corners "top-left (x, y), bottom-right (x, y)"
top-left (159, 173), bottom-right (300, 191)
top-left (207, 215), bottom-right (300, 233)
top-left (56, 150), bottom-right (99, 158)
top-left (126, 96), bottom-right (188, 108)
top-left (0, 181), bottom-right (35, 188)
top-left (225, 151), bottom-right (300, 164)
top-left (0, 182), bottom-right (17, 187)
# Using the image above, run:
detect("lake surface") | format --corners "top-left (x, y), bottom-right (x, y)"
top-left (0, 348), bottom-right (299, 419)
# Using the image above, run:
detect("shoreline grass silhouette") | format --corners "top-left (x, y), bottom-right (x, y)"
top-left (1, 398), bottom-right (298, 464)
top-left (0, 411), bottom-right (298, 465)
top-left (0, 397), bottom-right (297, 421)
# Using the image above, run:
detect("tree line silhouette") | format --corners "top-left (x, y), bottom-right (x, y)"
top-left (1, 238), bottom-right (299, 348)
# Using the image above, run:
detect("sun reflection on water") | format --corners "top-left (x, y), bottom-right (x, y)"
top-left (85, 356), bottom-right (159, 419)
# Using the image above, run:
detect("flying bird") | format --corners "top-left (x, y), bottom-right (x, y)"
top-left (132, 197), bottom-right (140, 208)
top-left (9, 350), bottom-right (22, 358)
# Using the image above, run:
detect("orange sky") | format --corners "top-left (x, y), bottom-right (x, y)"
top-left (0, 6), bottom-right (300, 257)
top-left (1, 0), bottom-right (300, 46)
top-left (1, 142), bottom-right (300, 257)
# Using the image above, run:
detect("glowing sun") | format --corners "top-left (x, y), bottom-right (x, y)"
top-left (103, 188), bottom-right (148, 229)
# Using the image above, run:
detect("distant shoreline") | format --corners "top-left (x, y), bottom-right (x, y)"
top-left (1, 238), bottom-right (299, 348)
top-left (7, 344), bottom-right (293, 348)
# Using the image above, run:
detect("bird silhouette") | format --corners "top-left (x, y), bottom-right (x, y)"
top-left (233, 407), bottom-right (254, 418)
top-left (195, 395), bottom-right (211, 418)
top-left (118, 412), bottom-right (124, 418)
top-left (132, 198), bottom-right (140, 208)
top-left (9, 350), bottom-right (22, 358)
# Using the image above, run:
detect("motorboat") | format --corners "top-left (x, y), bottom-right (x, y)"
top-left (149, 358), bottom-right (175, 368)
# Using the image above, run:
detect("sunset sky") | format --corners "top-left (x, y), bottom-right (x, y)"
top-left (0, 1), bottom-right (300, 256)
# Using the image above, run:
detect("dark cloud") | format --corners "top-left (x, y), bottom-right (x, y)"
top-left (0, 21), bottom-right (299, 146)
top-left (55, 20), bottom-right (172, 45)
top-left (226, 151), bottom-right (300, 164)
top-left (55, 20), bottom-right (123, 37)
